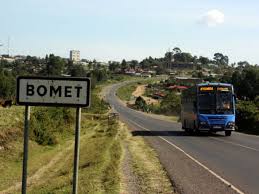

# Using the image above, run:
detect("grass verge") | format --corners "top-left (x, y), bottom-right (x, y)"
top-left (116, 83), bottom-right (138, 101)
top-left (116, 77), bottom-right (162, 102)
top-left (1, 79), bottom-right (174, 193)
top-left (116, 80), bottom-right (180, 123)
top-left (120, 122), bottom-right (175, 194)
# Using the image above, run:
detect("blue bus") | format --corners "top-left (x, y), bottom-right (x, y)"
top-left (181, 83), bottom-right (236, 136)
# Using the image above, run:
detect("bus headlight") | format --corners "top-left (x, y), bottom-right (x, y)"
top-left (199, 121), bottom-right (207, 126)
top-left (226, 122), bottom-right (235, 128)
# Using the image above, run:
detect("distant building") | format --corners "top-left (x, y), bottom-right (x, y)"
top-left (167, 85), bottom-right (188, 93)
top-left (69, 50), bottom-right (80, 62)
top-left (1, 56), bottom-right (15, 63)
top-left (175, 76), bottom-right (203, 85)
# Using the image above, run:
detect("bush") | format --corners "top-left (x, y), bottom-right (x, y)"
top-left (0, 70), bottom-right (15, 99)
top-left (236, 101), bottom-right (259, 134)
top-left (83, 92), bottom-right (109, 114)
top-left (255, 96), bottom-right (259, 108)
top-left (30, 107), bottom-right (74, 145)
top-left (135, 96), bottom-right (148, 112)
top-left (159, 92), bottom-right (181, 115)
top-left (148, 103), bottom-right (161, 113)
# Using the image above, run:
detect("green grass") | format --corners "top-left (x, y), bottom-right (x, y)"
top-left (83, 84), bottom-right (110, 114)
top-left (121, 123), bottom-right (174, 194)
top-left (0, 107), bottom-right (174, 194)
top-left (0, 113), bottom-right (122, 194)
top-left (26, 118), bottom-right (122, 194)
top-left (116, 77), bottom-right (165, 102)
top-left (116, 83), bottom-right (138, 101)
top-left (0, 106), bottom-right (23, 134)
top-left (0, 77), bottom-right (174, 193)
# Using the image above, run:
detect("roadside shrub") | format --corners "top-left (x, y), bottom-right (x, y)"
top-left (236, 101), bottom-right (259, 134)
top-left (0, 70), bottom-right (16, 99)
top-left (148, 103), bottom-right (161, 113)
top-left (30, 107), bottom-right (74, 145)
top-left (135, 96), bottom-right (148, 112)
top-left (255, 96), bottom-right (259, 108)
top-left (159, 92), bottom-right (181, 115)
top-left (83, 93), bottom-right (109, 114)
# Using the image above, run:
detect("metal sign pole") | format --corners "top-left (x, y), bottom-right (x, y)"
top-left (72, 107), bottom-right (81, 194)
top-left (22, 105), bottom-right (30, 194)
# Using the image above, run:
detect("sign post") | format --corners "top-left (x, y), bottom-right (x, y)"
top-left (16, 76), bottom-right (90, 194)
top-left (22, 105), bottom-right (30, 194)
top-left (73, 107), bottom-right (81, 194)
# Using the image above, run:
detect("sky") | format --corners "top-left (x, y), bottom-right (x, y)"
top-left (1, 0), bottom-right (259, 64)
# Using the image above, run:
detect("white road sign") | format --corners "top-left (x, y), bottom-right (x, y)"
top-left (16, 76), bottom-right (90, 107)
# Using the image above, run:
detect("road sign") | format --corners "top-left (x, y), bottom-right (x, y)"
top-left (16, 76), bottom-right (90, 107)
top-left (17, 76), bottom-right (91, 194)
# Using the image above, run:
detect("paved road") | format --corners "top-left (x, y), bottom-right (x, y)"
top-left (105, 82), bottom-right (259, 194)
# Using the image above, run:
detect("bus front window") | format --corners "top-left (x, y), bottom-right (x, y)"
top-left (198, 92), bottom-right (216, 114)
top-left (216, 92), bottom-right (233, 114)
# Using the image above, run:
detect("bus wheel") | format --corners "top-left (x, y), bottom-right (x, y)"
top-left (183, 120), bottom-right (187, 129)
top-left (225, 131), bottom-right (232, 136)
top-left (193, 122), bottom-right (199, 135)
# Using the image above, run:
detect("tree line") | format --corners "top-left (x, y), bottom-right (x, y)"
top-left (0, 54), bottom-right (110, 100)
top-left (108, 47), bottom-right (249, 75)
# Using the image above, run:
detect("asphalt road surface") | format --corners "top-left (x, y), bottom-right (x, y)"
top-left (105, 82), bottom-right (259, 194)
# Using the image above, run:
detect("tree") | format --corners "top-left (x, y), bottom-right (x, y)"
top-left (232, 66), bottom-right (259, 100)
top-left (108, 61), bottom-right (120, 72)
top-left (70, 65), bottom-right (88, 77)
top-left (44, 54), bottom-right (65, 76)
top-left (129, 60), bottom-right (138, 69)
top-left (192, 55), bottom-right (198, 64)
top-left (173, 52), bottom-right (193, 63)
top-left (173, 47), bottom-right (181, 54)
top-left (88, 62), bottom-right (93, 70)
top-left (198, 56), bottom-right (210, 65)
top-left (121, 59), bottom-right (128, 70)
top-left (237, 61), bottom-right (250, 69)
top-left (91, 69), bottom-right (108, 82)
top-left (92, 59), bottom-right (97, 70)
top-left (0, 69), bottom-right (15, 98)
top-left (213, 53), bottom-right (229, 67)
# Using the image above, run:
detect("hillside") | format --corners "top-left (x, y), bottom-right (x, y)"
top-left (0, 84), bottom-right (174, 194)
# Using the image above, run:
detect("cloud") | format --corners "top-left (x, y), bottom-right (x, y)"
top-left (200, 9), bottom-right (225, 27)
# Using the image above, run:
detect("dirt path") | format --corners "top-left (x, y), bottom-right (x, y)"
top-left (132, 85), bottom-right (158, 105)
top-left (132, 85), bottom-right (146, 97)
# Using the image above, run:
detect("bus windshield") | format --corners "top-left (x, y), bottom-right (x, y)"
top-left (216, 91), bottom-right (233, 114)
top-left (198, 86), bottom-right (234, 114)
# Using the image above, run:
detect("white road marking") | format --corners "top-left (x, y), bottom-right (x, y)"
top-left (210, 137), bottom-right (259, 152)
top-left (127, 119), bottom-right (245, 194)
top-left (235, 132), bottom-right (259, 138)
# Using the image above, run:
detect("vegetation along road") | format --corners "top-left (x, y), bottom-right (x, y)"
top-left (105, 81), bottom-right (259, 194)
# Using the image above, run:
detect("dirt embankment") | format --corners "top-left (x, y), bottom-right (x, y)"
top-left (132, 85), bottom-right (159, 105)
